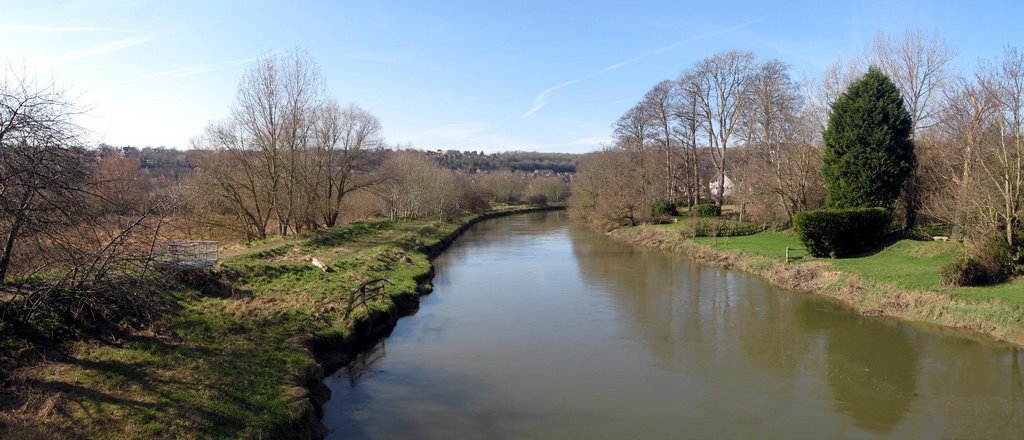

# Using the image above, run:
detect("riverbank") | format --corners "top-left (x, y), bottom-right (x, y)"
top-left (611, 223), bottom-right (1024, 346)
top-left (0, 205), bottom-right (560, 439)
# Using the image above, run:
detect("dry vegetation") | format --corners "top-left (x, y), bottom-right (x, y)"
top-left (0, 50), bottom-right (569, 439)
top-left (0, 206), bottom-right (553, 438)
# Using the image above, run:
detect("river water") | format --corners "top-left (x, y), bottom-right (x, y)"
top-left (322, 211), bottom-right (1024, 439)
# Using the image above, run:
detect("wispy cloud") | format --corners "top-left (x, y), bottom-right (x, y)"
top-left (132, 66), bottom-right (221, 81)
top-left (128, 53), bottom-right (270, 83)
top-left (523, 17), bottom-right (766, 117)
top-left (0, 24), bottom-right (129, 33)
top-left (32, 35), bottom-right (152, 69)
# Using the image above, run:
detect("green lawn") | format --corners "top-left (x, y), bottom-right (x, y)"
top-left (956, 278), bottom-right (1024, 308)
top-left (824, 240), bottom-right (960, 291)
top-left (681, 227), bottom-right (1022, 307)
top-left (691, 230), bottom-right (804, 260)
top-left (691, 229), bottom-right (960, 292)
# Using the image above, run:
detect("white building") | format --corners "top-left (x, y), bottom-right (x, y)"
top-left (708, 175), bottom-right (734, 198)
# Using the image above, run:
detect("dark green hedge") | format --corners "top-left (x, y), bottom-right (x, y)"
top-left (650, 199), bottom-right (677, 216)
top-left (793, 208), bottom-right (891, 257)
top-left (692, 203), bottom-right (721, 217)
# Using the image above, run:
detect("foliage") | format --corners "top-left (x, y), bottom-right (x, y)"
top-left (654, 217), bottom-right (766, 238)
top-left (692, 203), bottom-right (721, 217)
top-left (822, 67), bottom-right (915, 209)
top-left (941, 237), bottom-right (1014, 286)
top-left (527, 193), bottom-right (549, 207)
top-left (650, 199), bottom-right (677, 216)
top-left (793, 208), bottom-right (892, 257)
top-left (570, 148), bottom-right (649, 230)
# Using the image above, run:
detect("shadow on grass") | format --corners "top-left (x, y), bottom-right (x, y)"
top-left (177, 267), bottom-right (254, 299)
top-left (302, 221), bottom-right (394, 250)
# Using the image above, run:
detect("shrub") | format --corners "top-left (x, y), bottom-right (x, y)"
top-left (640, 215), bottom-right (673, 225)
top-left (941, 238), bottom-right (1014, 286)
top-left (793, 208), bottom-right (891, 257)
top-left (527, 193), bottom-right (549, 207)
top-left (692, 203), bottom-right (721, 217)
top-left (650, 199), bottom-right (677, 216)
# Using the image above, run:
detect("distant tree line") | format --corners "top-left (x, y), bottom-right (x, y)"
top-left (427, 149), bottom-right (580, 173)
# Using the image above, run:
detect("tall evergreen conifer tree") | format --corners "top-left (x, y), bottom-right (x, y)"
top-left (823, 67), bottom-right (915, 209)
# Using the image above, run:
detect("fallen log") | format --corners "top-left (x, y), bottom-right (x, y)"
top-left (310, 257), bottom-right (332, 272)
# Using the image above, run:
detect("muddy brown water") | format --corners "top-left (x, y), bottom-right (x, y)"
top-left (322, 211), bottom-right (1024, 439)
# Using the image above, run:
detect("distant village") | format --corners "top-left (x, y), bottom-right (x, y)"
top-left (424, 149), bottom-right (577, 182)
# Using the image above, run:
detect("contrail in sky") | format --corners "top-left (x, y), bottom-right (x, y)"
top-left (523, 17), bottom-right (765, 117)
top-left (32, 35), bottom-right (152, 69)
top-left (128, 53), bottom-right (273, 83)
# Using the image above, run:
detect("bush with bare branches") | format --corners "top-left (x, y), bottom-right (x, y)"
top-left (1, 67), bottom-right (175, 346)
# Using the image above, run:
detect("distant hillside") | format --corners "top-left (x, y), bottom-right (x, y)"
top-left (426, 150), bottom-right (580, 173)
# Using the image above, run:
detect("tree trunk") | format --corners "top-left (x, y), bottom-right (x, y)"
top-left (717, 161), bottom-right (726, 206)
top-left (0, 216), bottom-right (25, 283)
top-left (903, 173), bottom-right (919, 230)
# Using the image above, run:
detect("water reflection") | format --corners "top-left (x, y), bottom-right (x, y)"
top-left (827, 317), bottom-right (918, 432)
top-left (570, 225), bottom-right (818, 380)
top-left (324, 211), bottom-right (1024, 439)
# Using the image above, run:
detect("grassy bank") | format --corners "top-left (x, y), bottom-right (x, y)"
top-left (612, 222), bottom-right (1024, 345)
top-left (0, 205), bottom-right (557, 439)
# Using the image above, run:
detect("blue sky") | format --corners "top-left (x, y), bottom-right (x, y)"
top-left (2, 0), bottom-right (1022, 153)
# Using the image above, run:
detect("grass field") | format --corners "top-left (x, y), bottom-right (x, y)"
top-left (2, 207), bottom-right (541, 439)
top-left (685, 225), bottom-right (1024, 305)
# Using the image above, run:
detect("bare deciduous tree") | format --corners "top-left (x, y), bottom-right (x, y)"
top-left (570, 148), bottom-right (648, 229)
top-left (194, 50), bottom-right (385, 237)
top-left (928, 46), bottom-right (1023, 248)
top-left (738, 60), bottom-right (822, 223)
top-left (674, 70), bottom-right (705, 206)
top-left (0, 67), bottom-right (89, 282)
top-left (871, 30), bottom-right (956, 135)
top-left (310, 102), bottom-right (381, 227)
top-left (869, 30), bottom-right (955, 229)
top-left (930, 77), bottom-right (1000, 239)
top-left (685, 50), bottom-right (757, 206)
top-left (1, 67), bottom-right (177, 337)
top-left (978, 47), bottom-right (1024, 247)
top-left (613, 103), bottom-right (657, 209)
top-left (641, 80), bottom-right (680, 202)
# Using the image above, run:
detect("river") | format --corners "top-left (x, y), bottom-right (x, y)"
top-left (322, 210), bottom-right (1024, 439)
